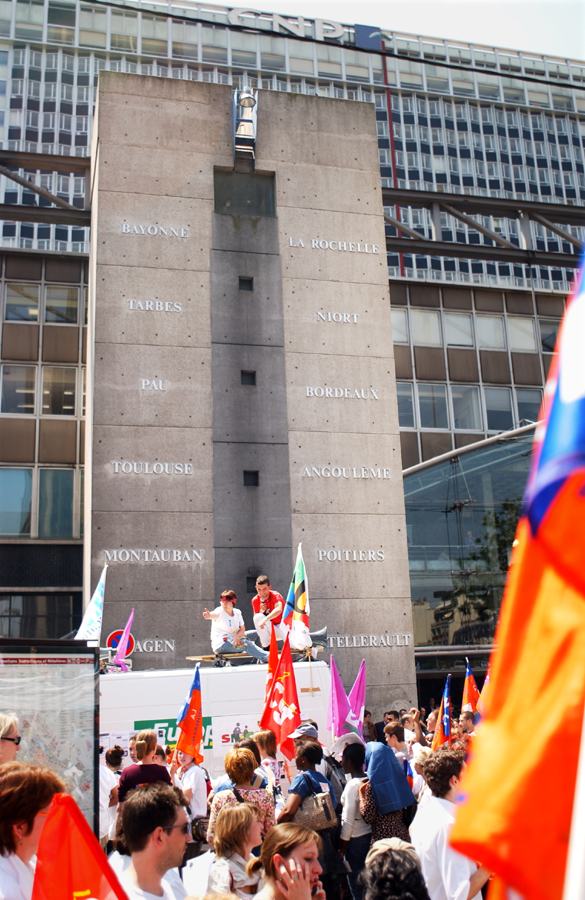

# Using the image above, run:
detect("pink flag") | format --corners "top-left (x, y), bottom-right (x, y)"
top-left (112, 608), bottom-right (134, 672)
top-left (327, 655), bottom-right (352, 740)
top-left (348, 660), bottom-right (366, 733)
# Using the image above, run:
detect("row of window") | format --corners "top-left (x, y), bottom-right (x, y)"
top-left (3, 283), bottom-right (85, 324)
top-left (9, 109), bottom-right (90, 134)
top-left (4, 36), bottom-right (585, 113)
top-left (383, 95), bottom-right (585, 137)
top-left (9, 29), bottom-right (585, 87)
top-left (0, 466), bottom-right (83, 539)
top-left (391, 308), bottom-right (559, 353)
top-left (1, 365), bottom-right (85, 416)
top-left (383, 127), bottom-right (585, 163)
top-left (397, 382), bottom-right (542, 432)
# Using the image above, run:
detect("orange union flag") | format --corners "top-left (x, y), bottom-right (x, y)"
top-left (176, 663), bottom-right (204, 762)
top-left (32, 793), bottom-right (128, 900)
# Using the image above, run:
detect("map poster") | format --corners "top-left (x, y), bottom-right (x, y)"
top-left (0, 638), bottom-right (99, 834)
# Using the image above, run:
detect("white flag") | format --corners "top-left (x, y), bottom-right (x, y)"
top-left (76, 565), bottom-right (108, 643)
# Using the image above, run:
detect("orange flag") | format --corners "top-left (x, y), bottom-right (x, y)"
top-left (264, 626), bottom-right (279, 705)
top-left (32, 793), bottom-right (128, 900)
top-left (176, 663), bottom-right (204, 763)
top-left (260, 634), bottom-right (301, 759)
top-left (450, 518), bottom-right (585, 900)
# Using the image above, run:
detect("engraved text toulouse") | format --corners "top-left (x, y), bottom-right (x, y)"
top-left (111, 462), bottom-right (194, 475)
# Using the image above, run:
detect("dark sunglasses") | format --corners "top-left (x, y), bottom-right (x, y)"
top-left (164, 822), bottom-right (190, 835)
top-left (2, 735), bottom-right (21, 745)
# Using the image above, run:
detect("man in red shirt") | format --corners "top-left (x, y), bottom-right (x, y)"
top-left (251, 575), bottom-right (289, 647)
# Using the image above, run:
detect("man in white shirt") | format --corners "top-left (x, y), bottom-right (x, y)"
top-left (202, 591), bottom-right (268, 661)
top-left (120, 783), bottom-right (191, 900)
top-left (410, 750), bottom-right (490, 900)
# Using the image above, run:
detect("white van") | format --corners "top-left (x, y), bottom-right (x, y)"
top-left (99, 661), bottom-right (332, 779)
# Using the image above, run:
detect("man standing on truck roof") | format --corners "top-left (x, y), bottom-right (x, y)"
top-left (252, 575), bottom-right (289, 649)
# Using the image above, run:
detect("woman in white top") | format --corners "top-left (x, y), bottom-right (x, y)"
top-left (339, 743), bottom-right (371, 900)
top-left (0, 762), bottom-right (65, 900)
top-left (0, 714), bottom-right (20, 765)
top-left (208, 803), bottom-right (264, 899)
top-left (202, 591), bottom-right (268, 662)
top-left (171, 750), bottom-right (208, 820)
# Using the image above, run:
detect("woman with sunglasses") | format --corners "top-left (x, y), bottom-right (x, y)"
top-left (0, 714), bottom-right (21, 765)
top-left (0, 761), bottom-right (65, 900)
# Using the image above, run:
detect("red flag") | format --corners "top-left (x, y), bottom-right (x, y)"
top-left (260, 634), bottom-right (301, 759)
top-left (176, 664), bottom-right (204, 763)
top-left (32, 793), bottom-right (128, 900)
top-left (265, 626), bottom-right (279, 705)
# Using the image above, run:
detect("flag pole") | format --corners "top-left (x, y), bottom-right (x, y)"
top-left (562, 694), bottom-right (585, 898)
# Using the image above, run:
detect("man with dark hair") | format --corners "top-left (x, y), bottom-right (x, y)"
top-left (458, 712), bottom-right (476, 736)
top-left (410, 751), bottom-right (490, 900)
top-left (120, 783), bottom-right (191, 900)
top-left (374, 710), bottom-right (399, 743)
top-left (251, 575), bottom-right (288, 648)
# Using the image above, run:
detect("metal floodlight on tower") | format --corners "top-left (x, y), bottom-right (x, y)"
top-left (233, 88), bottom-right (257, 172)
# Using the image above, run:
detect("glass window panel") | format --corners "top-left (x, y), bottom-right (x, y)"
top-left (288, 39), bottom-right (314, 75)
top-left (231, 31), bottom-right (257, 68)
top-left (451, 385), bottom-right (482, 430)
top-left (202, 25), bottom-right (228, 64)
top-left (38, 469), bottom-right (74, 538)
top-left (397, 383), bottom-right (415, 427)
top-left (260, 35), bottom-right (285, 71)
top-left (45, 286), bottom-right (78, 324)
top-left (0, 469), bottom-right (32, 536)
top-left (539, 318), bottom-right (560, 352)
top-left (42, 367), bottom-right (76, 415)
top-left (1, 365), bottom-right (35, 414)
top-left (508, 316), bottom-right (536, 351)
top-left (418, 383), bottom-right (449, 429)
top-left (516, 388), bottom-right (542, 423)
top-left (5, 283), bottom-right (39, 321)
top-left (484, 387), bottom-right (513, 431)
top-left (444, 312), bottom-right (473, 346)
top-left (411, 309), bottom-right (441, 346)
top-left (476, 315), bottom-right (506, 349)
top-left (391, 308), bottom-right (409, 343)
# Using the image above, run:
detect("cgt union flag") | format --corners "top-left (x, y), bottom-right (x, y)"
top-left (176, 663), bottom-right (204, 763)
top-left (451, 251), bottom-right (585, 900)
top-left (259, 634), bottom-right (301, 759)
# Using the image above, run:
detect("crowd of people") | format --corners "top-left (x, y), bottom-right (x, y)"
top-left (0, 703), bottom-right (491, 900)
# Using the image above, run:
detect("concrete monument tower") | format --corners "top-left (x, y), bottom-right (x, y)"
top-left (86, 73), bottom-right (415, 710)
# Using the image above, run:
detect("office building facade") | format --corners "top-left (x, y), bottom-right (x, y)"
top-left (0, 0), bottom-right (578, 683)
